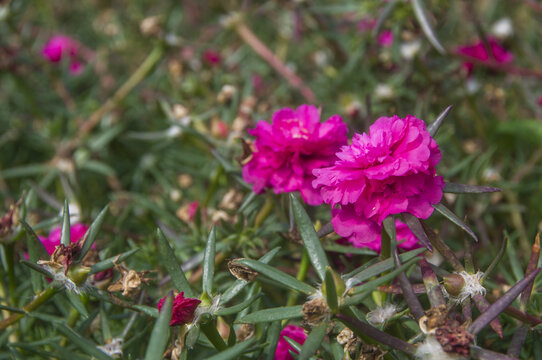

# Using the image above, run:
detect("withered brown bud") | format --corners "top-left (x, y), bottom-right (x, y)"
top-left (336, 327), bottom-right (354, 345)
top-left (228, 259), bottom-right (258, 282)
top-left (107, 265), bottom-right (150, 297)
top-left (140, 16), bottom-right (162, 37)
top-left (443, 273), bottom-right (465, 297)
top-left (236, 323), bottom-right (255, 342)
top-left (217, 84), bottom-right (236, 104)
top-left (435, 324), bottom-right (473, 357)
top-left (358, 343), bottom-right (386, 360)
top-left (237, 138), bottom-right (255, 166)
top-left (419, 305), bottom-right (448, 334)
top-left (302, 297), bottom-right (330, 328)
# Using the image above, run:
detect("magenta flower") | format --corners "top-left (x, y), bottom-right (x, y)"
top-left (39, 223), bottom-right (90, 255)
top-left (378, 30), bottom-right (394, 47)
top-left (456, 37), bottom-right (513, 76)
top-left (275, 324), bottom-right (307, 360)
top-left (313, 115), bottom-right (444, 247)
top-left (242, 105), bottom-right (348, 205)
top-left (157, 292), bottom-right (201, 326)
top-left (42, 35), bottom-right (85, 75)
top-left (203, 50), bottom-right (222, 67)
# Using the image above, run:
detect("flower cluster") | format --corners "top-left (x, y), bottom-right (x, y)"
top-left (313, 115), bottom-right (444, 248)
top-left (42, 35), bottom-right (85, 75)
top-left (242, 105), bottom-right (348, 205)
top-left (157, 292), bottom-right (201, 326)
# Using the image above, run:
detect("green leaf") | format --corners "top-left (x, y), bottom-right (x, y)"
top-left (344, 248), bottom-right (425, 282)
top-left (66, 292), bottom-right (88, 319)
top-left (382, 216), bottom-right (397, 256)
top-left (324, 267), bottom-right (338, 312)
top-left (433, 203), bottom-right (478, 242)
top-left (401, 213), bottom-right (432, 251)
top-left (20, 219), bottom-right (49, 259)
top-left (221, 247), bottom-right (281, 304)
top-left (203, 226), bottom-right (216, 295)
top-left (233, 258), bottom-right (315, 294)
top-left (237, 305), bottom-right (303, 324)
top-left (299, 323), bottom-right (327, 360)
top-left (344, 257), bottom-right (420, 306)
top-left (482, 237), bottom-right (508, 282)
top-left (90, 248), bottom-right (139, 274)
top-left (290, 194), bottom-right (329, 281)
top-left (324, 243), bottom-right (377, 256)
top-left (373, 0), bottom-right (397, 37)
top-left (215, 294), bottom-right (263, 316)
top-left (20, 260), bottom-right (55, 278)
top-left (428, 105), bottom-right (453, 137)
top-left (264, 321), bottom-right (282, 360)
top-left (144, 292), bottom-right (173, 360)
top-left (0, 164), bottom-right (50, 179)
top-left (206, 337), bottom-right (258, 360)
top-left (156, 228), bottom-right (193, 297)
top-left (412, 0), bottom-right (446, 54)
top-left (443, 182), bottom-right (501, 194)
top-left (78, 205), bottom-right (109, 261)
top-left (132, 305), bottom-right (159, 318)
top-left (55, 323), bottom-right (113, 360)
top-left (60, 201), bottom-right (71, 247)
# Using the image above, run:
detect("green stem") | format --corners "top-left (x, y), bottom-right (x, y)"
top-left (6, 244), bottom-right (16, 306)
top-left (200, 320), bottom-right (227, 350)
top-left (254, 196), bottom-right (274, 228)
top-left (285, 249), bottom-right (310, 307)
top-left (0, 287), bottom-right (57, 330)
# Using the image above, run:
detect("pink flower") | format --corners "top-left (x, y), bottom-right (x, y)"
top-left (378, 30), bottom-right (394, 47)
top-left (313, 115), bottom-right (444, 247)
top-left (42, 35), bottom-right (85, 75)
top-left (203, 50), bottom-right (222, 67)
top-left (275, 325), bottom-right (307, 360)
top-left (242, 105), bottom-right (348, 205)
top-left (188, 201), bottom-right (199, 221)
top-left (538, 95), bottom-right (542, 108)
top-left (358, 18), bottom-right (377, 32)
top-left (456, 37), bottom-right (513, 76)
top-left (347, 219), bottom-right (420, 252)
top-left (39, 223), bottom-right (90, 255)
top-left (157, 292), bottom-right (201, 326)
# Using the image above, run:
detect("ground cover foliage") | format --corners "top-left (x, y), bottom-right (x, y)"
top-left (2, 1), bottom-right (542, 359)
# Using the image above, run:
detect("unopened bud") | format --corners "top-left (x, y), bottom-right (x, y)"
top-left (443, 273), bottom-right (465, 298)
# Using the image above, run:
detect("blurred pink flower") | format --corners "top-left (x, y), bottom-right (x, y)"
top-left (378, 30), bottom-right (394, 47)
top-left (188, 201), bottom-right (199, 221)
top-left (358, 17), bottom-right (377, 32)
top-left (538, 95), bottom-right (542, 108)
top-left (42, 35), bottom-right (85, 75)
top-left (275, 324), bottom-right (306, 360)
top-left (203, 50), bottom-right (222, 66)
top-left (157, 292), bottom-right (201, 326)
top-left (242, 105), bottom-right (348, 205)
top-left (313, 115), bottom-right (444, 248)
top-left (456, 37), bottom-right (513, 76)
top-left (39, 223), bottom-right (90, 255)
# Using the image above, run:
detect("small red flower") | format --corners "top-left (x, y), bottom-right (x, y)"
top-left (203, 50), bottom-right (222, 67)
top-left (157, 292), bottom-right (201, 326)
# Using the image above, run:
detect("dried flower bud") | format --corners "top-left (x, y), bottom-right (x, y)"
top-left (236, 323), bottom-right (255, 342)
top-left (140, 16), bottom-right (162, 37)
top-left (419, 305), bottom-right (448, 334)
top-left (336, 327), bottom-right (354, 345)
top-left (302, 297), bottom-right (330, 328)
top-left (217, 84), bottom-right (236, 104)
top-left (172, 104), bottom-right (189, 120)
top-left (434, 324), bottom-right (473, 357)
top-left (228, 259), bottom-right (258, 282)
top-left (219, 189), bottom-right (244, 211)
top-left (237, 138), bottom-right (255, 166)
top-left (107, 265), bottom-right (150, 297)
top-left (0, 203), bottom-right (18, 239)
top-left (358, 343), bottom-right (386, 360)
top-left (177, 174), bottom-right (193, 188)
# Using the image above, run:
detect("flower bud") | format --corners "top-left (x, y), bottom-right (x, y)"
top-left (443, 273), bottom-right (465, 298)
top-left (228, 259), bottom-right (258, 282)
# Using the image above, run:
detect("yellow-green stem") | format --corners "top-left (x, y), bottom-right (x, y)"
top-left (0, 287), bottom-right (57, 330)
top-left (285, 249), bottom-right (310, 308)
top-left (254, 196), bottom-right (274, 228)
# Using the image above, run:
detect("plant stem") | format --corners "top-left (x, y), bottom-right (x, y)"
top-left (285, 249), bottom-right (309, 307)
top-left (0, 287), bottom-right (57, 331)
top-left (234, 22), bottom-right (316, 103)
top-left (254, 196), bottom-right (274, 228)
top-left (55, 45), bottom-right (165, 158)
